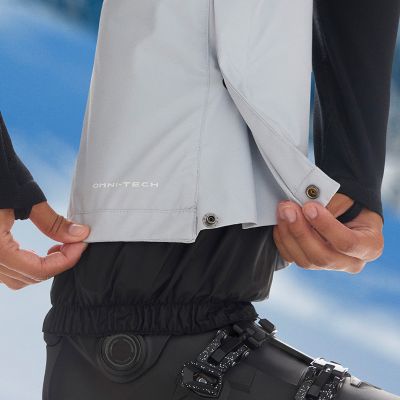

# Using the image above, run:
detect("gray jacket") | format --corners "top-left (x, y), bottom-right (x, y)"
top-left (67, 0), bottom-right (340, 243)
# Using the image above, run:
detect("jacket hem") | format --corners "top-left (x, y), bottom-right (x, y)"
top-left (68, 208), bottom-right (198, 243)
top-left (41, 301), bottom-right (259, 336)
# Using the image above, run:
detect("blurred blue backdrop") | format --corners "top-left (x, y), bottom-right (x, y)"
top-left (0, 1), bottom-right (399, 398)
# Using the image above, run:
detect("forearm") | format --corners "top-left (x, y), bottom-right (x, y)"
top-left (312, 0), bottom-right (400, 224)
top-left (0, 112), bottom-right (46, 219)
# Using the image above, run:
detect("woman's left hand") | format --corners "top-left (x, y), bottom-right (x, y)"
top-left (272, 193), bottom-right (384, 274)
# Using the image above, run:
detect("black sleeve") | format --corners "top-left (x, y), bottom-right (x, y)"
top-left (312, 0), bottom-right (400, 225)
top-left (0, 111), bottom-right (47, 220)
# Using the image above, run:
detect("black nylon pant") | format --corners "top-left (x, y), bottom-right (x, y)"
top-left (42, 321), bottom-right (400, 400)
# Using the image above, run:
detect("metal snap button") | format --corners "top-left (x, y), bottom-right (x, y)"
top-left (305, 184), bottom-right (320, 199)
top-left (202, 213), bottom-right (218, 227)
top-left (100, 334), bottom-right (144, 372)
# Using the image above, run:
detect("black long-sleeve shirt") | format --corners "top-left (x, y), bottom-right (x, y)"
top-left (312, 0), bottom-right (400, 224)
top-left (1, 0), bottom-right (399, 335)
top-left (0, 113), bottom-right (47, 220)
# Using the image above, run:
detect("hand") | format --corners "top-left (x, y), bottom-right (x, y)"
top-left (272, 193), bottom-right (384, 274)
top-left (0, 201), bottom-right (91, 290)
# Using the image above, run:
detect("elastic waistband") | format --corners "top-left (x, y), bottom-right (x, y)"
top-left (41, 301), bottom-right (259, 336)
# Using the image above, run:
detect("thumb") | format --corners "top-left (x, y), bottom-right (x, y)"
top-left (29, 201), bottom-right (91, 243)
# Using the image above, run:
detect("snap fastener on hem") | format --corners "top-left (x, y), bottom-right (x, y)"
top-left (203, 213), bottom-right (218, 227)
top-left (305, 184), bottom-right (320, 199)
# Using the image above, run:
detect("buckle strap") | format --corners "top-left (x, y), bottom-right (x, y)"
top-left (295, 358), bottom-right (350, 400)
top-left (179, 318), bottom-right (276, 398)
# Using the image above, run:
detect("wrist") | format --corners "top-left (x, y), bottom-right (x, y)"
top-left (325, 193), bottom-right (365, 224)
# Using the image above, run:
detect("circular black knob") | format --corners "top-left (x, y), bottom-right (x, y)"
top-left (100, 334), bottom-right (144, 372)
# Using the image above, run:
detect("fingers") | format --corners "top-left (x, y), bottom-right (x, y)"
top-left (276, 201), bottom-right (366, 274)
top-left (39, 242), bottom-right (88, 279)
top-left (273, 224), bottom-right (322, 270)
top-left (273, 226), bottom-right (309, 267)
top-left (273, 226), bottom-right (293, 263)
top-left (29, 202), bottom-right (91, 244)
top-left (0, 241), bottom-right (88, 283)
top-left (47, 244), bottom-right (62, 255)
top-left (0, 273), bottom-right (28, 291)
top-left (301, 201), bottom-right (383, 261)
top-left (0, 263), bottom-right (41, 284)
top-left (0, 202), bottom-right (90, 292)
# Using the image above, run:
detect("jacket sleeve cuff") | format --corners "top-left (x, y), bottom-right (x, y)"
top-left (293, 164), bottom-right (341, 208)
top-left (223, 76), bottom-right (341, 209)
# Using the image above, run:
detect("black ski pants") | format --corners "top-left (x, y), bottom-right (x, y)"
top-left (42, 320), bottom-right (400, 400)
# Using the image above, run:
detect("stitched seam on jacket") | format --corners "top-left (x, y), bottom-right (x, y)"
top-left (220, 83), bottom-right (292, 197)
top-left (223, 78), bottom-right (314, 201)
top-left (70, 208), bottom-right (196, 214)
top-left (68, 209), bottom-right (198, 241)
top-left (244, 2), bottom-right (258, 94)
top-left (192, 0), bottom-right (212, 235)
top-left (224, 78), bottom-right (305, 151)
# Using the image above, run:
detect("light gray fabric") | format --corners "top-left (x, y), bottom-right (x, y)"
top-left (67, 0), bottom-right (341, 243)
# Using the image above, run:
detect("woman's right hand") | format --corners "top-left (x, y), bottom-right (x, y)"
top-left (0, 201), bottom-right (90, 290)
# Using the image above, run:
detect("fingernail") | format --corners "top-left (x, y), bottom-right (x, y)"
top-left (304, 205), bottom-right (318, 219)
top-left (282, 207), bottom-right (297, 223)
top-left (278, 202), bottom-right (288, 219)
top-left (69, 223), bottom-right (86, 236)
